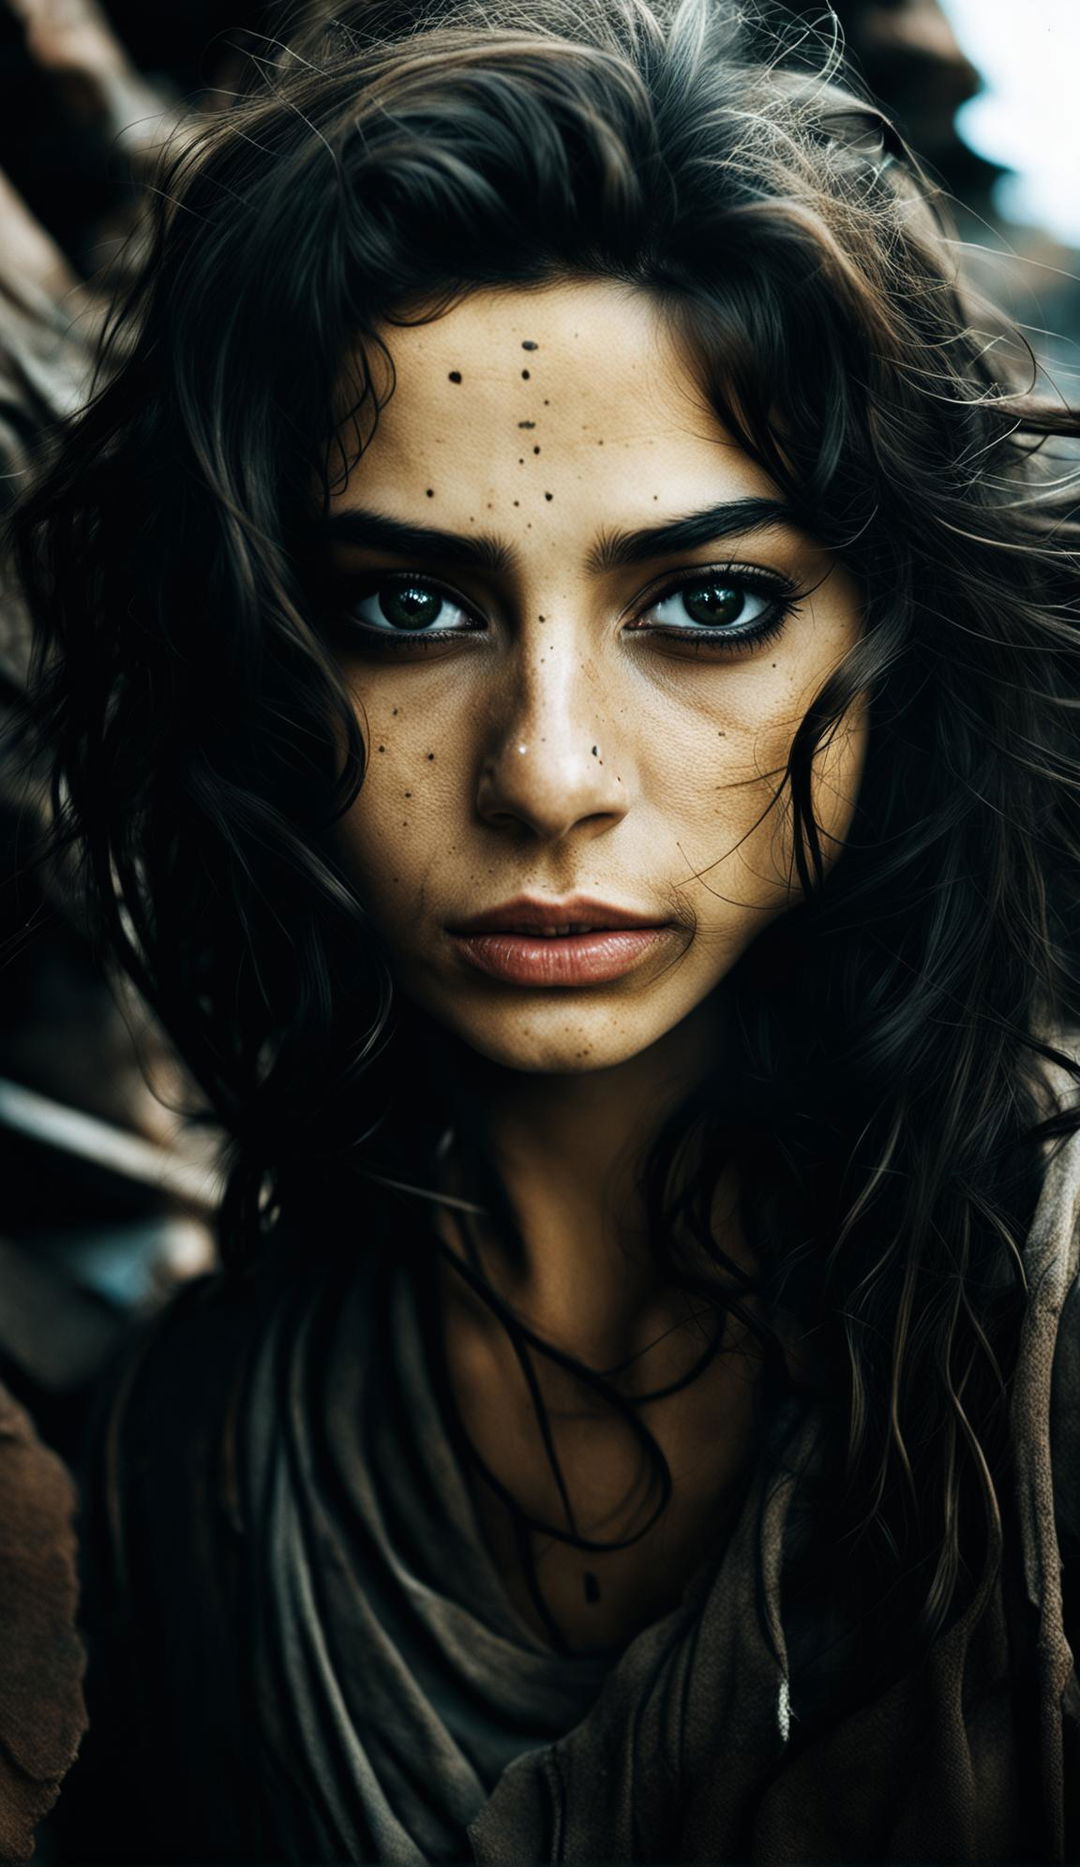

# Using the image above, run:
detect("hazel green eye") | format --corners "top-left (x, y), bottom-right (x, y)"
top-left (380, 585), bottom-right (443, 629)
top-left (353, 581), bottom-right (473, 633)
top-left (647, 580), bottom-right (776, 632)
top-left (683, 584), bottom-right (746, 624)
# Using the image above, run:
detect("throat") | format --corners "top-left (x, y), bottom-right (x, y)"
top-left (438, 1266), bottom-right (768, 1655)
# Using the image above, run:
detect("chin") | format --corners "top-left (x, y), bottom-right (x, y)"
top-left (435, 1001), bottom-right (666, 1076)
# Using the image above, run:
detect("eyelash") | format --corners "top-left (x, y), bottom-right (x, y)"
top-left (329, 562), bottom-right (801, 658)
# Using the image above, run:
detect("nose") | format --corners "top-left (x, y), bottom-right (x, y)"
top-left (475, 634), bottom-right (628, 842)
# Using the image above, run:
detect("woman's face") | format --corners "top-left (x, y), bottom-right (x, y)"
top-left (323, 278), bottom-right (866, 1074)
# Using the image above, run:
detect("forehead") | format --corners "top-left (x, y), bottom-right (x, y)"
top-left (334, 278), bottom-right (781, 522)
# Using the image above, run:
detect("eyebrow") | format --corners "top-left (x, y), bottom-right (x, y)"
top-left (320, 497), bottom-right (800, 576)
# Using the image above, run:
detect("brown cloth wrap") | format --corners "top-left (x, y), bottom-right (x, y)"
top-left (64, 1056), bottom-right (1080, 1863)
top-left (0, 1381), bottom-right (86, 1863)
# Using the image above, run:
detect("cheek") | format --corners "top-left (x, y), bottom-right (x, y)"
top-left (642, 668), bottom-right (866, 919)
top-left (755, 691), bottom-right (868, 892)
top-left (810, 692), bottom-right (869, 843)
top-left (335, 687), bottom-right (461, 910)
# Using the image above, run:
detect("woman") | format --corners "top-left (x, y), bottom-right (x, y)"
top-left (11, 0), bottom-right (1080, 1860)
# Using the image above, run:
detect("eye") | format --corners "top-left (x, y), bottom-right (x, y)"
top-left (347, 575), bottom-right (477, 637)
top-left (634, 567), bottom-right (797, 649)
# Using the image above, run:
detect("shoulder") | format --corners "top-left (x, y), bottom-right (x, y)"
top-left (105, 1264), bottom-right (262, 1466)
top-left (1052, 1199), bottom-right (1080, 1563)
top-left (65, 1258), bottom-right (293, 1861)
top-left (1035, 1033), bottom-right (1080, 1561)
top-left (95, 1239), bottom-right (312, 1584)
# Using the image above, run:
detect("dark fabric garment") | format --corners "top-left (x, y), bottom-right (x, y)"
top-left (62, 1078), bottom-right (1080, 1865)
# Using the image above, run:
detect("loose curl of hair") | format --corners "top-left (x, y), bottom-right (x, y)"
top-left (10, 0), bottom-right (1080, 1686)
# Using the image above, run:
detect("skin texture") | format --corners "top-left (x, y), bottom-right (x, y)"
top-left (327, 277), bottom-right (866, 1080)
top-left (320, 278), bottom-right (868, 1646)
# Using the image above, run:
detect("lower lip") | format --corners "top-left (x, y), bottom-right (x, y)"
top-left (450, 927), bottom-right (674, 986)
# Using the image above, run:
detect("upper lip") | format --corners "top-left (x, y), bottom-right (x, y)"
top-left (447, 895), bottom-right (669, 934)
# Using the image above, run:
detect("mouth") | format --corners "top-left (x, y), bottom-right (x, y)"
top-left (447, 894), bottom-right (668, 936)
top-left (446, 895), bottom-right (678, 986)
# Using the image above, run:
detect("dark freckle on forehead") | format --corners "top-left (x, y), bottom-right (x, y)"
top-left (522, 340), bottom-right (538, 350)
top-left (521, 370), bottom-right (531, 379)
top-left (513, 499), bottom-right (520, 506)
top-left (448, 370), bottom-right (462, 383)
top-left (533, 446), bottom-right (541, 455)
top-left (518, 420), bottom-right (536, 430)
top-left (426, 751), bottom-right (435, 760)
top-left (426, 488), bottom-right (434, 497)
top-left (544, 491), bottom-right (553, 501)
top-left (391, 708), bottom-right (398, 715)
top-left (543, 399), bottom-right (550, 406)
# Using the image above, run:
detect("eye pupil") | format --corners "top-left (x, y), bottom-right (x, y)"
top-left (683, 583), bottom-right (744, 626)
top-left (379, 585), bottom-right (442, 630)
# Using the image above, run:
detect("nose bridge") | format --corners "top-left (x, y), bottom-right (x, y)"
top-left (477, 609), bottom-right (624, 839)
top-left (515, 613), bottom-right (599, 747)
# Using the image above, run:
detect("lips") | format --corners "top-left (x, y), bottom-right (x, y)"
top-left (448, 895), bottom-right (666, 936)
top-left (447, 896), bottom-right (677, 986)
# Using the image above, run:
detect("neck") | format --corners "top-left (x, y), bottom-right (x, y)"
top-left (427, 994), bottom-right (732, 1367)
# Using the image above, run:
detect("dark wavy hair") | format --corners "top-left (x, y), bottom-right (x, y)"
top-left (10, 0), bottom-right (1080, 1687)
